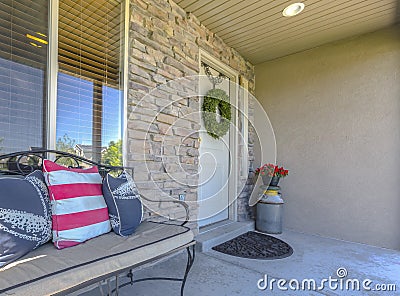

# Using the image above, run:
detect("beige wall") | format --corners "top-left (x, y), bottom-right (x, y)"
top-left (255, 26), bottom-right (400, 250)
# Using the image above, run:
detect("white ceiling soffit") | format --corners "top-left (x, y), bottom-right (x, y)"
top-left (175, 0), bottom-right (400, 64)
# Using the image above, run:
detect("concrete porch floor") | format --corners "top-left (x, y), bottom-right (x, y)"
top-left (79, 230), bottom-right (400, 296)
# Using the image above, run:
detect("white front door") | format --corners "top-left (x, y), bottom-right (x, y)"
top-left (198, 64), bottom-right (231, 227)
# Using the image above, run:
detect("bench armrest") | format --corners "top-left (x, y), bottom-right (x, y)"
top-left (140, 194), bottom-right (189, 226)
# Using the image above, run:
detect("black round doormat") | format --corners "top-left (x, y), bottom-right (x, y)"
top-left (212, 231), bottom-right (293, 260)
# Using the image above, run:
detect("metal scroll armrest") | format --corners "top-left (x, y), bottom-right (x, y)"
top-left (140, 194), bottom-right (189, 226)
top-left (0, 149), bottom-right (131, 177)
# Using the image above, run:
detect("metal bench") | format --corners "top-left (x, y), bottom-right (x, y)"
top-left (0, 149), bottom-right (195, 296)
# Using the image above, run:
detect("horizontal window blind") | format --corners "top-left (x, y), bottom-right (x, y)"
top-left (58, 0), bottom-right (121, 87)
top-left (0, 1), bottom-right (48, 68)
top-left (56, 0), bottom-right (124, 165)
top-left (0, 0), bottom-right (48, 154)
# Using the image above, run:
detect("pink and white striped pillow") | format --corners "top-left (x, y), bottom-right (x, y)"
top-left (43, 160), bottom-right (111, 249)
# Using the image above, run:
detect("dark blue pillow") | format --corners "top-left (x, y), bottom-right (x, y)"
top-left (0, 170), bottom-right (52, 268)
top-left (102, 171), bottom-right (143, 236)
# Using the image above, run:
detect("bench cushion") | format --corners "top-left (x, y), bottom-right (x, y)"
top-left (0, 221), bottom-right (194, 295)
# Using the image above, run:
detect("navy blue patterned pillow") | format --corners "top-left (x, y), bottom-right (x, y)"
top-left (0, 170), bottom-right (52, 268)
top-left (102, 171), bottom-right (143, 236)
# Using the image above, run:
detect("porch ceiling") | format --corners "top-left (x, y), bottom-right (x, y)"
top-left (175, 0), bottom-right (400, 64)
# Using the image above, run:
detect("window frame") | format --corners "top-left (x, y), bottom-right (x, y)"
top-left (46, 0), bottom-right (128, 164)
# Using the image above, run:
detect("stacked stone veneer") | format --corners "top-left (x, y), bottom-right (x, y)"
top-left (127, 0), bottom-right (256, 233)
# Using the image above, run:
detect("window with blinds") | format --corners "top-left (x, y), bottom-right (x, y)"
top-left (0, 0), bottom-right (48, 153)
top-left (56, 0), bottom-right (124, 164)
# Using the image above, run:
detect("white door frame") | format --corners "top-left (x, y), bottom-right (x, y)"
top-left (198, 49), bottom-right (239, 225)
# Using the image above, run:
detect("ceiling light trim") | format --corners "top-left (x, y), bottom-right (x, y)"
top-left (282, 2), bottom-right (305, 17)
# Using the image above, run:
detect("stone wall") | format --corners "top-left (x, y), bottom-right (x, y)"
top-left (127, 0), bottom-right (256, 233)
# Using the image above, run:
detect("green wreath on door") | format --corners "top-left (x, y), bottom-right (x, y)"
top-left (202, 89), bottom-right (231, 140)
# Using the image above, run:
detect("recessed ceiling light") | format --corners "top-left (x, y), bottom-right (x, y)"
top-left (29, 42), bottom-right (42, 48)
top-left (36, 32), bottom-right (47, 38)
top-left (26, 33), bottom-right (48, 45)
top-left (282, 2), bottom-right (305, 17)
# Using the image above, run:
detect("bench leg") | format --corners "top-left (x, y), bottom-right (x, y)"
top-left (180, 245), bottom-right (195, 296)
top-left (114, 275), bottom-right (119, 296)
top-left (105, 245), bottom-right (196, 295)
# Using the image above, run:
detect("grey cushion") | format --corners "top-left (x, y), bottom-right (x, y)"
top-left (0, 221), bottom-right (194, 295)
top-left (102, 171), bottom-right (143, 236)
top-left (0, 171), bottom-right (52, 268)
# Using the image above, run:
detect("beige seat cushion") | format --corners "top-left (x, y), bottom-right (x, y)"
top-left (0, 221), bottom-right (194, 296)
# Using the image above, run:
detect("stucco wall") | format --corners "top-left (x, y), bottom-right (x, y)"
top-left (255, 26), bottom-right (400, 250)
top-left (127, 0), bottom-right (256, 233)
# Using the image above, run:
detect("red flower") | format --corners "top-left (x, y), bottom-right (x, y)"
top-left (256, 163), bottom-right (289, 178)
